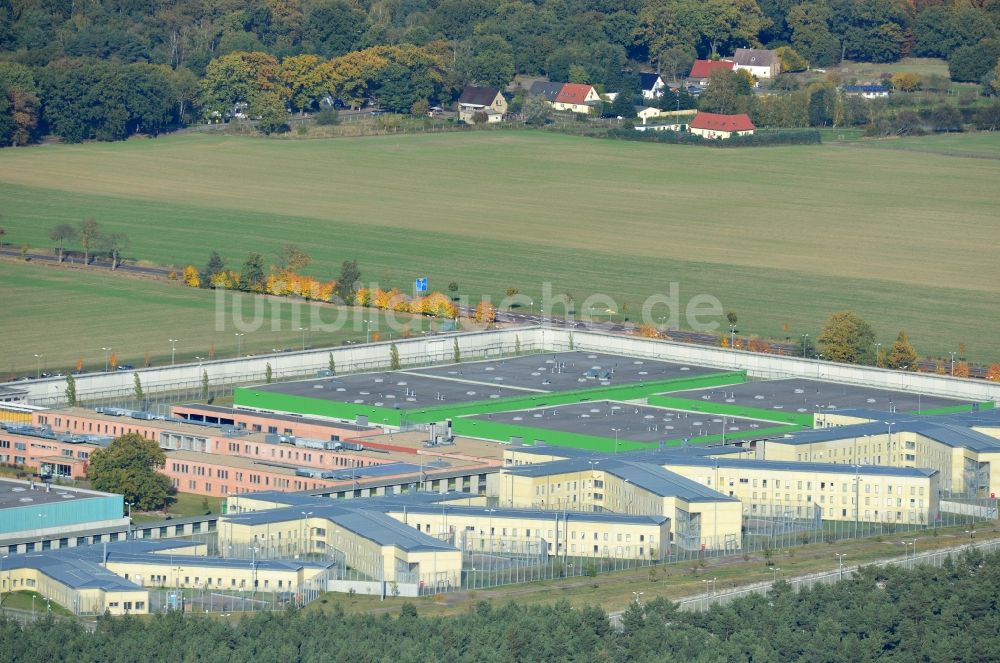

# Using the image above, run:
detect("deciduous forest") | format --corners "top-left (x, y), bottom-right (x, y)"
top-left (1, 0), bottom-right (1000, 144)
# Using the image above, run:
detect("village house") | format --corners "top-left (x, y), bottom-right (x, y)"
top-left (689, 111), bottom-right (756, 139)
top-left (688, 59), bottom-right (735, 87)
top-left (732, 48), bottom-right (781, 79)
top-left (457, 85), bottom-right (507, 124)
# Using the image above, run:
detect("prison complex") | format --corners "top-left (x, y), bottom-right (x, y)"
top-left (2, 340), bottom-right (998, 615)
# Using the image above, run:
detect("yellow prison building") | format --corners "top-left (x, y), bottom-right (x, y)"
top-left (1, 539), bottom-right (333, 615)
top-left (499, 457), bottom-right (744, 552)
top-left (762, 409), bottom-right (1000, 498)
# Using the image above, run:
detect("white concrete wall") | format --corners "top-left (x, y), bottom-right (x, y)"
top-left (544, 329), bottom-right (1000, 403)
top-left (19, 326), bottom-right (998, 407)
top-left (21, 328), bottom-right (544, 406)
top-left (328, 579), bottom-right (419, 597)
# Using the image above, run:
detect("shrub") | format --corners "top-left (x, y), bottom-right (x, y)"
top-left (315, 108), bottom-right (340, 125)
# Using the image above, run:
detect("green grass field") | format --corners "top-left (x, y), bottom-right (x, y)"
top-left (0, 130), bottom-right (998, 363)
top-left (837, 57), bottom-right (951, 78)
top-left (0, 260), bottom-right (437, 376)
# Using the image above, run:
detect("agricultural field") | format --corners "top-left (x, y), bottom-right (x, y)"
top-left (0, 130), bottom-right (998, 363)
top-left (0, 260), bottom-right (437, 376)
top-left (837, 57), bottom-right (952, 79)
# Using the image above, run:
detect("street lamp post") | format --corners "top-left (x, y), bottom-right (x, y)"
top-left (950, 352), bottom-right (957, 377)
top-left (835, 553), bottom-right (847, 580)
top-left (875, 343), bottom-right (882, 368)
top-left (771, 567), bottom-right (781, 584)
top-left (612, 428), bottom-right (620, 455)
top-left (102, 347), bottom-right (112, 372)
top-left (33, 353), bottom-right (43, 379)
top-left (298, 327), bottom-right (306, 351)
top-left (364, 320), bottom-right (372, 344)
top-left (169, 339), bottom-right (178, 366)
top-left (801, 334), bottom-right (809, 358)
top-left (300, 511), bottom-right (313, 557)
top-left (234, 333), bottom-right (245, 358)
top-left (902, 540), bottom-right (915, 568)
top-left (729, 324), bottom-right (737, 350)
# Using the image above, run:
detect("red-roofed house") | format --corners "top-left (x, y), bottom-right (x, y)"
top-left (552, 83), bottom-right (601, 113)
top-left (688, 60), bottom-right (734, 86)
top-left (689, 112), bottom-right (755, 139)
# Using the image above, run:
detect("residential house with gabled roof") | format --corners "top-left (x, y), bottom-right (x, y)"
top-left (689, 111), bottom-right (755, 139)
top-left (527, 81), bottom-right (564, 103)
top-left (552, 83), bottom-right (601, 113)
top-left (639, 72), bottom-right (666, 99)
top-left (732, 48), bottom-right (780, 79)
top-left (688, 59), bottom-right (735, 86)
top-left (457, 85), bottom-right (507, 124)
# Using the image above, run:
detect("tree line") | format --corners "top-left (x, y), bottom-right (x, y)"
top-left (42, 218), bottom-right (129, 268)
top-left (3, 547), bottom-right (1000, 661)
top-left (3, 0), bottom-right (1000, 144)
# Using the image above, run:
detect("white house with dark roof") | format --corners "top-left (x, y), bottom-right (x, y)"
top-left (732, 48), bottom-right (780, 79)
top-left (639, 72), bottom-right (666, 99)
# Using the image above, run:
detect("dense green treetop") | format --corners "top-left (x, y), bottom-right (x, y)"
top-left (3, 548), bottom-right (1000, 662)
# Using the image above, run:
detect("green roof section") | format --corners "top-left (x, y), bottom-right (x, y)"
top-left (908, 402), bottom-right (995, 416)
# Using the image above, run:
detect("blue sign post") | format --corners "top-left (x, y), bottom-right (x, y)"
top-left (414, 277), bottom-right (428, 293)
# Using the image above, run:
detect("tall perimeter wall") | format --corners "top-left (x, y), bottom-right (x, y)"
top-left (16, 326), bottom-right (1000, 407)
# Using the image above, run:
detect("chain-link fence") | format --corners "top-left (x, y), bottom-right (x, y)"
top-left (145, 566), bottom-right (335, 614)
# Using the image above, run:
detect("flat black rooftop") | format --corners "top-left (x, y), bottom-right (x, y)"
top-left (666, 378), bottom-right (969, 415)
top-left (407, 351), bottom-right (719, 392)
top-left (251, 352), bottom-right (721, 411)
top-left (0, 479), bottom-right (103, 510)
top-left (471, 401), bottom-right (779, 443)
top-left (251, 371), bottom-right (539, 409)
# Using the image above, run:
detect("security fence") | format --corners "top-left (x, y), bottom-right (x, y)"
top-left (674, 537), bottom-right (1000, 613)
top-left (145, 566), bottom-right (335, 614)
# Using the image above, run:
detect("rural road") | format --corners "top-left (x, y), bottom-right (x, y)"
top-left (0, 247), bottom-right (986, 379)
